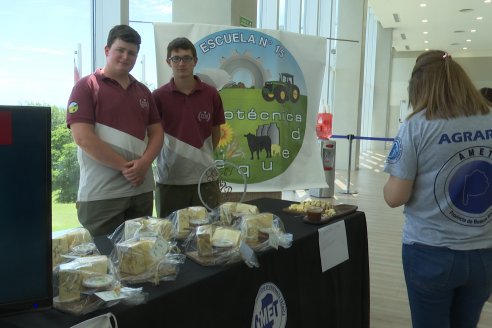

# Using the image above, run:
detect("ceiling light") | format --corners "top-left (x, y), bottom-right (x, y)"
top-left (423, 31), bottom-right (428, 34)
top-left (425, 48), bottom-right (429, 51)
top-left (420, 3), bottom-right (427, 7)
top-left (466, 39), bottom-right (471, 42)
top-left (463, 47), bottom-right (468, 50)
top-left (471, 29), bottom-right (477, 32)
top-left (424, 40), bottom-right (429, 43)
top-left (477, 16), bottom-right (483, 20)
top-left (484, 0), bottom-right (491, 3)
top-left (422, 19), bottom-right (428, 23)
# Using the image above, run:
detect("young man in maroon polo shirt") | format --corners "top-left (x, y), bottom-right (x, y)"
top-left (152, 37), bottom-right (225, 217)
top-left (66, 25), bottom-right (163, 236)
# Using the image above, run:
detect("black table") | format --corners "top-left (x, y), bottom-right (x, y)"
top-left (0, 198), bottom-right (369, 328)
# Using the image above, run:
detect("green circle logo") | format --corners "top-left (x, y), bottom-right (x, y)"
top-left (195, 29), bottom-right (307, 184)
top-left (68, 102), bottom-right (79, 114)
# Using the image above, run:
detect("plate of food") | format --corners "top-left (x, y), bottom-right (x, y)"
top-left (283, 200), bottom-right (335, 215)
top-left (302, 204), bottom-right (358, 225)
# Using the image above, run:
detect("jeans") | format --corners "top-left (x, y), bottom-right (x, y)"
top-left (402, 243), bottom-right (492, 328)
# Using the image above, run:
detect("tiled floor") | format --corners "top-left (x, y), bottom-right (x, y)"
top-left (280, 149), bottom-right (492, 327)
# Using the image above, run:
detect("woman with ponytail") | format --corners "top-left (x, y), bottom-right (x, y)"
top-left (383, 50), bottom-right (492, 327)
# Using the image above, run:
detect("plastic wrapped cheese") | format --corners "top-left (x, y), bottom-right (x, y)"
top-left (212, 227), bottom-right (241, 247)
top-left (58, 255), bottom-right (109, 302)
top-left (52, 235), bottom-right (69, 267)
top-left (117, 238), bottom-right (157, 275)
top-left (52, 227), bottom-right (93, 267)
top-left (241, 213), bottom-right (274, 243)
top-left (173, 206), bottom-right (209, 239)
top-left (217, 202), bottom-right (260, 225)
top-left (196, 225), bottom-right (214, 257)
top-left (124, 217), bottom-right (173, 241)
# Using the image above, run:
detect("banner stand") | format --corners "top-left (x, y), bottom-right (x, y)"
top-left (339, 134), bottom-right (358, 195)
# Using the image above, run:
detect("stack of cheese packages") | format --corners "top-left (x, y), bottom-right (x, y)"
top-left (183, 202), bottom-right (257, 266)
top-left (185, 202), bottom-right (293, 267)
top-left (52, 228), bottom-right (121, 315)
top-left (109, 216), bottom-right (186, 285)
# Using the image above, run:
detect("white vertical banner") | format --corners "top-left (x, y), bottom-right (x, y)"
top-left (74, 43), bottom-right (82, 84)
top-left (154, 23), bottom-right (327, 191)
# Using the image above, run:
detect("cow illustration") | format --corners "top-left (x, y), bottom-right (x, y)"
top-left (244, 133), bottom-right (272, 160)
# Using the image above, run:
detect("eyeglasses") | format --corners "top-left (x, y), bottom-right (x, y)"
top-left (168, 55), bottom-right (194, 63)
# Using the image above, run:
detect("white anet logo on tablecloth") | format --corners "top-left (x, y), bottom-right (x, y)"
top-left (251, 282), bottom-right (287, 328)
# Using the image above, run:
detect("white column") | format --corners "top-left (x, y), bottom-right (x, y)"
top-left (372, 24), bottom-right (393, 151)
top-left (91, 0), bottom-right (129, 71)
top-left (331, 0), bottom-right (367, 170)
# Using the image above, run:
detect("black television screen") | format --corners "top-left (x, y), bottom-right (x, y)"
top-left (0, 106), bottom-right (52, 315)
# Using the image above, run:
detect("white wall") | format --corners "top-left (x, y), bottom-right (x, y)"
top-left (173, 0), bottom-right (257, 27)
top-left (386, 52), bottom-right (492, 140)
top-left (331, 0), bottom-right (366, 171)
top-left (370, 23), bottom-right (392, 151)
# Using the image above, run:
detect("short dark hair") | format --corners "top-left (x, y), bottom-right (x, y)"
top-left (107, 25), bottom-right (141, 50)
top-left (166, 37), bottom-right (197, 59)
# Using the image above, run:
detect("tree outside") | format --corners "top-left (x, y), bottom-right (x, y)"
top-left (35, 103), bottom-right (81, 231)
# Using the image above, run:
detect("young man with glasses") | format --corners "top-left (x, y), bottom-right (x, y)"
top-left (152, 37), bottom-right (225, 217)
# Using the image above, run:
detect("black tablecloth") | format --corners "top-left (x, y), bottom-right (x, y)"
top-left (0, 198), bottom-right (369, 328)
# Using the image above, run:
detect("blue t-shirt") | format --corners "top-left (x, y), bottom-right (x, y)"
top-left (384, 110), bottom-right (492, 250)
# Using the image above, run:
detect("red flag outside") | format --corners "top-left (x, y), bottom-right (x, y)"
top-left (0, 111), bottom-right (13, 145)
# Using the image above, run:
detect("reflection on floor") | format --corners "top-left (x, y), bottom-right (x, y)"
top-left (281, 149), bottom-right (492, 328)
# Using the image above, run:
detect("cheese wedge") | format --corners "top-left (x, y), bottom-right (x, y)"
top-left (219, 202), bottom-right (259, 224)
top-left (117, 238), bottom-right (156, 275)
top-left (124, 217), bottom-right (173, 240)
top-left (212, 227), bottom-right (241, 247)
top-left (175, 206), bottom-right (208, 238)
top-left (241, 213), bottom-right (274, 241)
top-left (196, 225), bottom-right (214, 257)
top-left (58, 255), bottom-right (108, 302)
top-left (52, 227), bottom-right (92, 268)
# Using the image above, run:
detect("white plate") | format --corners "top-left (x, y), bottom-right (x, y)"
top-left (82, 274), bottom-right (114, 288)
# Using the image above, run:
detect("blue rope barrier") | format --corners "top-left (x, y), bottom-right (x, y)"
top-left (330, 134), bottom-right (394, 142)
top-left (324, 134), bottom-right (393, 194)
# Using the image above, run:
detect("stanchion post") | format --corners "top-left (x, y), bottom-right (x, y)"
top-left (340, 134), bottom-right (358, 195)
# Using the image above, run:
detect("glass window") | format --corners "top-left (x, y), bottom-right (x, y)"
top-left (129, 0), bottom-right (173, 91)
top-left (0, 0), bottom-right (91, 107)
top-left (0, 0), bottom-right (91, 232)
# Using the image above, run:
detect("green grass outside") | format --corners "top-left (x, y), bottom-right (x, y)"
top-left (52, 201), bottom-right (80, 232)
top-left (51, 200), bottom-right (158, 232)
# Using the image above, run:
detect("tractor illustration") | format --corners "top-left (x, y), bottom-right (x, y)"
top-left (261, 73), bottom-right (300, 103)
